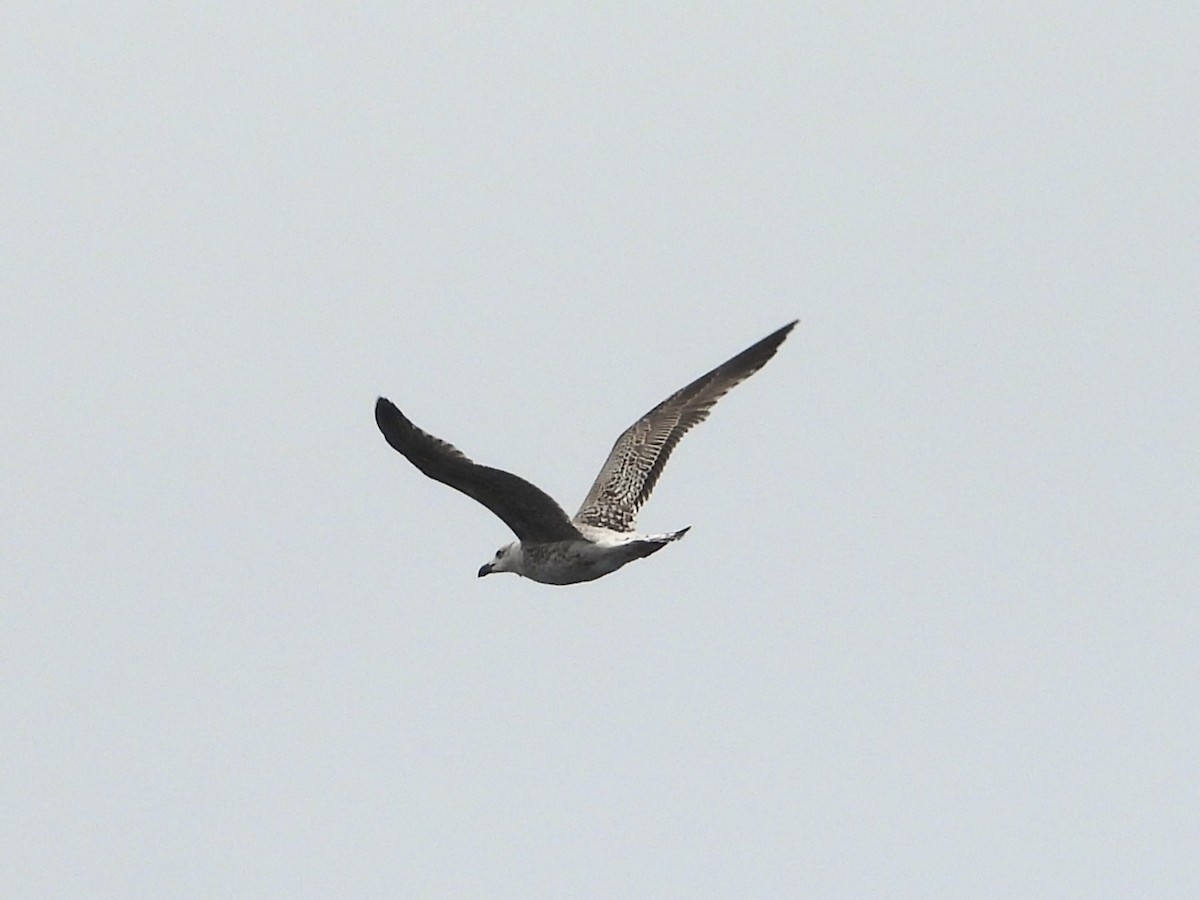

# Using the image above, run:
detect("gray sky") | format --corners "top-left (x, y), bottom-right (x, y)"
top-left (5, 4), bottom-right (1198, 897)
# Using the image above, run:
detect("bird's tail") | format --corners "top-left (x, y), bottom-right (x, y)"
top-left (623, 527), bottom-right (691, 563)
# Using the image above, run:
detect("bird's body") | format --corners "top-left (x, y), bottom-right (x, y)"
top-left (376, 320), bottom-right (796, 585)
top-left (481, 524), bottom-right (692, 585)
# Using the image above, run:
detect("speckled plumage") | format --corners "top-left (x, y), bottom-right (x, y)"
top-left (376, 321), bottom-right (796, 585)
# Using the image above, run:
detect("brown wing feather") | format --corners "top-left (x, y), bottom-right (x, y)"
top-left (573, 321), bottom-right (797, 532)
top-left (375, 398), bottom-right (581, 543)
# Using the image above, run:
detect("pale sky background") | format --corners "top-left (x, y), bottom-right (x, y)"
top-left (4, 4), bottom-right (1198, 898)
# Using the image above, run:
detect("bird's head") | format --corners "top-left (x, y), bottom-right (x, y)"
top-left (478, 542), bottom-right (520, 578)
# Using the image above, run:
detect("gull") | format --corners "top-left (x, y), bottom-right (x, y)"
top-left (375, 320), bottom-right (797, 585)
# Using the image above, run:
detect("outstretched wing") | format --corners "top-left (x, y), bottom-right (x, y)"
top-left (573, 321), bottom-right (797, 532)
top-left (375, 398), bottom-right (582, 543)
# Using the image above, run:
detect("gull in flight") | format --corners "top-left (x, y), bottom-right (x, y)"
top-left (375, 320), bottom-right (796, 585)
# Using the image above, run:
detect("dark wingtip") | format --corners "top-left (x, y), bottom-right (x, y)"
top-left (375, 397), bottom-right (413, 450)
top-left (376, 396), bottom-right (409, 422)
top-left (375, 396), bottom-right (395, 428)
top-left (724, 320), bottom-right (799, 376)
top-left (769, 319), bottom-right (799, 345)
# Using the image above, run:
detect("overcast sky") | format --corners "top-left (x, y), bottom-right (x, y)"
top-left (4, 4), bottom-right (1198, 897)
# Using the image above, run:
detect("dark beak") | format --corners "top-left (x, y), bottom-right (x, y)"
top-left (478, 563), bottom-right (493, 578)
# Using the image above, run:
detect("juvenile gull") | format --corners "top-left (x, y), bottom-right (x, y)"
top-left (375, 320), bottom-right (797, 585)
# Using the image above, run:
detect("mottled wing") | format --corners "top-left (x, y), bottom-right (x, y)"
top-left (573, 321), bottom-right (797, 532)
top-left (375, 398), bottom-right (582, 543)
